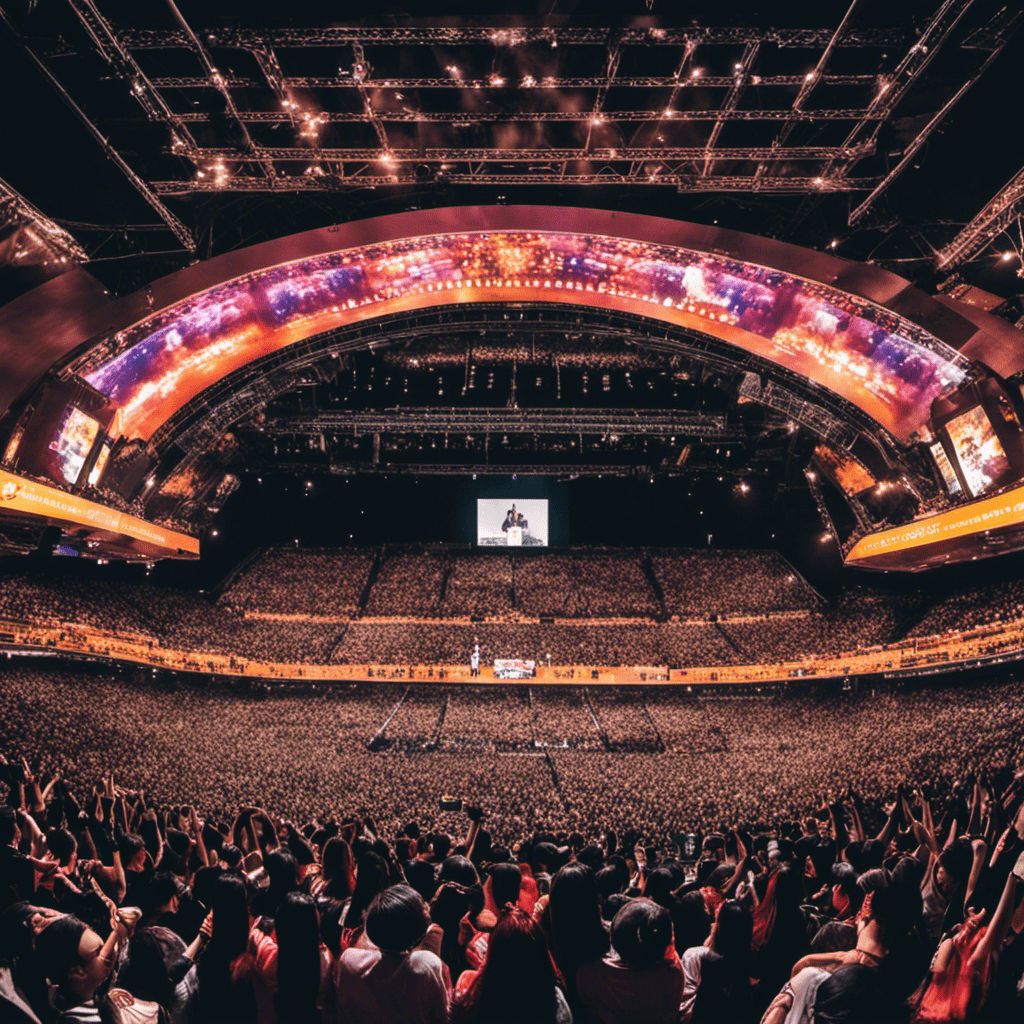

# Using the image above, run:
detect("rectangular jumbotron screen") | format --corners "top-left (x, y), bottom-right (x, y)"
top-left (477, 498), bottom-right (549, 547)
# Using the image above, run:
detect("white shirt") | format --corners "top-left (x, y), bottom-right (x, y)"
top-left (333, 947), bottom-right (451, 1024)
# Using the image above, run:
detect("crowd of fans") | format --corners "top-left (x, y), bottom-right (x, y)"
top-left (3, 664), bottom-right (1024, 1023)
top-left (217, 546), bottom-right (818, 625)
top-left (651, 551), bottom-right (819, 618)
top-left (5, 546), bottom-right (1024, 673)
top-left (222, 551), bottom-right (376, 619)
top-left (909, 578), bottom-right (1024, 640)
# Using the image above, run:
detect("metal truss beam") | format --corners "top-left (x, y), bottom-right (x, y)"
top-left (152, 173), bottom-right (878, 194)
top-left (117, 27), bottom-right (905, 49)
top-left (935, 165), bottom-right (1024, 270)
top-left (186, 145), bottom-right (868, 162)
top-left (753, 0), bottom-right (861, 185)
top-left (65, 0), bottom-right (203, 165)
top-left (261, 460), bottom-right (697, 477)
top-left (264, 408), bottom-right (732, 437)
top-left (172, 107), bottom-right (880, 124)
top-left (849, 6), bottom-right (1022, 225)
top-left (162, 1), bottom-right (276, 182)
top-left (351, 41), bottom-right (392, 156)
top-left (0, 175), bottom-right (88, 262)
top-left (582, 32), bottom-right (623, 155)
top-left (702, 41), bottom-right (759, 176)
top-left (0, 7), bottom-right (195, 252)
top-left (148, 73), bottom-right (879, 90)
top-left (822, 0), bottom-right (977, 179)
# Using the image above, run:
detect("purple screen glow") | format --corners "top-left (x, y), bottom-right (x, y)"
top-left (82, 231), bottom-right (969, 442)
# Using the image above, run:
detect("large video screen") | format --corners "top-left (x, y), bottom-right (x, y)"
top-left (81, 231), bottom-right (968, 443)
top-left (48, 406), bottom-right (100, 485)
top-left (477, 498), bottom-right (549, 547)
top-left (945, 406), bottom-right (1011, 497)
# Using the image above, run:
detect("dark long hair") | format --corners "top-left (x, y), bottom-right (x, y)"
top-left (454, 908), bottom-right (559, 1024)
top-left (274, 893), bottom-right (321, 1024)
top-left (342, 851), bottom-right (389, 930)
top-left (691, 899), bottom-right (754, 1024)
top-left (709, 899), bottom-right (752, 975)
top-left (319, 838), bottom-right (356, 900)
top-left (547, 863), bottom-right (610, 984)
top-left (196, 875), bottom-right (254, 1024)
top-left (262, 849), bottom-right (299, 916)
top-left (117, 928), bottom-right (176, 1009)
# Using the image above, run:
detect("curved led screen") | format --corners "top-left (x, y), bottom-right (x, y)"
top-left (80, 231), bottom-right (969, 443)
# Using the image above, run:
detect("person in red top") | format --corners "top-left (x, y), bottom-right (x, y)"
top-left (912, 856), bottom-right (1023, 1023)
top-left (576, 898), bottom-right (683, 1024)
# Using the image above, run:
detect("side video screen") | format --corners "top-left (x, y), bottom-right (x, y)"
top-left (48, 406), bottom-right (100, 485)
top-left (945, 406), bottom-right (1010, 497)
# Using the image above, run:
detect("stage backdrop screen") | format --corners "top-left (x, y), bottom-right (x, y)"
top-left (477, 498), bottom-right (549, 547)
top-left (945, 406), bottom-right (1010, 497)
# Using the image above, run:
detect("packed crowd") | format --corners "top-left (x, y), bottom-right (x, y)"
top-left (219, 546), bottom-right (819, 624)
top-left (3, 548), bottom-right (1023, 672)
top-left (651, 551), bottom-right (819, 618)
top-left (909, 578), bottom-right (1024, 640)
top-left (3, 665), bottom-right (1024, 1023)
top-left (222, 551), bottom-right (376, 618)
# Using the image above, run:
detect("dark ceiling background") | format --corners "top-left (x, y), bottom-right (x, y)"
top-left (3, 0), bottom-right (1024, 306)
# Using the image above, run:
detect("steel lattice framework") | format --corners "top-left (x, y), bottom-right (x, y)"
top-left (0, 1), bottom-right (1017, 286)
top-left (1, 3), bottom-right (1007, 199)
top-left (262, 408), bottom-right (736, 438)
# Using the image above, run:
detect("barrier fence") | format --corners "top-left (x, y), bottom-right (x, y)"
top-left (2, 615), bottom-right (1022, 686)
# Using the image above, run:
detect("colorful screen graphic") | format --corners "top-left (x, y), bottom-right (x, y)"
top-left (945, 406), bottom-right (1010, 497)
top-left (931, 442), bottom-right (962, 497)
top-left (813, 444), bottom-right (875, 496)
top-left (48, 406), bottom-right (100, 485)
top-left (80, 232), bottom-right (968, 442)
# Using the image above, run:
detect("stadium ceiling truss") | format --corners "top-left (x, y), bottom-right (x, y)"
top-left (0, 1), bottom-right (1011, 217)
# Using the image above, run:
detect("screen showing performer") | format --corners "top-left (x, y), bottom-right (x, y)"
top-left (477, 498), bottom-right (549, 546)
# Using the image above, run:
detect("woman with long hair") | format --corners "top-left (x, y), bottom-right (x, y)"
top-left (341, 851), bottom-right (389, 936)
top-left (247, 891), bottom-right (327, 1024)
top-left (688, 899), bottom-right (754, 1024)
top-left (310, 838), bottom-right (356, 901)
top-left (194, 875), bottom-right (256, 1024)
top-left (452, 907), bottom-right (570, 1024)
top-left (750, 867), bottom-right (807, 1010)
top-left (540, 863), bottom-right (609, 1004)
